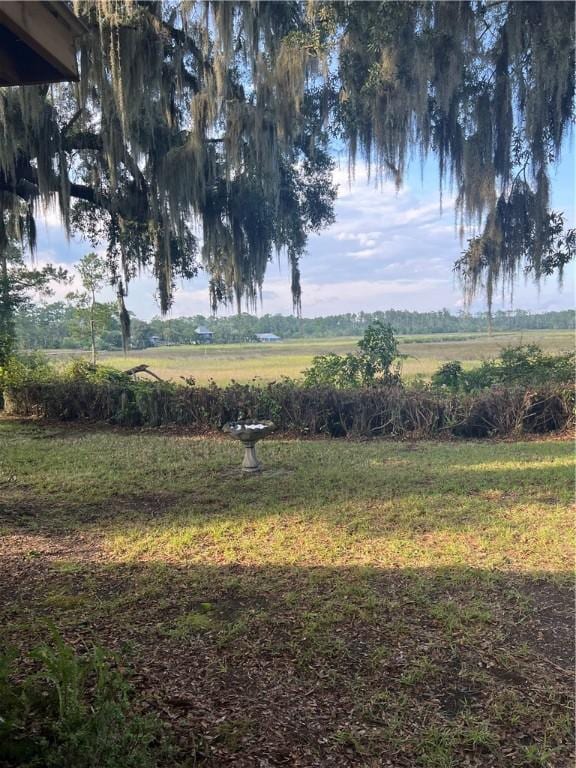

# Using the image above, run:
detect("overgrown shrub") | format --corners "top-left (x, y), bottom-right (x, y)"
top-left (431, 361), bottom-right (465, 392)
top-left (432, 344), bottom-right (575, 393)
top-left (494, 344), bottom-right (574, 385)
top-left (302, 352), bottom-right (364, 388)
top-left (61, 358), bottom-right (132, 384)
top-left (2, 345), bottom-right (573, 438)
top-left (4, 376), bottom-right (573, 438)
top-left (303, 321), bottom-right (402, 388)
top-left (0, 352), bottom-right (54, 388)
top-left (0, 352), bottom-right (54, 409)
top-left (0, 632), bottom-right (166, 768)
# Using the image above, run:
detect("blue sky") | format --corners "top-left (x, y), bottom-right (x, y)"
top-left (35, 143), bottom-right (575, 319)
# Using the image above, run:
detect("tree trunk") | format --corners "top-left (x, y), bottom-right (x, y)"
top-left (0, 247), bottom-right (14, 367)
top-left (90, 289), bottom-right (96, 365)
top-left (487, 311), bottom-right (493, 337)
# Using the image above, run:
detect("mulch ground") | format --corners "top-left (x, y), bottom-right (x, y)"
top-left (1, 522), bottom-right (574, 767)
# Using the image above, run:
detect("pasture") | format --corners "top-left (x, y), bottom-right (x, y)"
top-left (1, 419), bottom-right (573, 766)
top-left (47, 329), bottom-right (574, 385)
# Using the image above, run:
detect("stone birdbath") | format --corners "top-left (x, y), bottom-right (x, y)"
top-left (222, 419), bottom-right (276, 472)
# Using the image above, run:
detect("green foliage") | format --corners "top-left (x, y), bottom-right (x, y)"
top-left (68, 254), bottom-right (115, 364)
top-left (0, 4), bottom-right (336, 316)
top-left (75, 253), bottom-right (107, 296)
top-left (356, 321), bottom-right (401, 383)
top-left (61, 359), bottom-right (131, 384)
top-left (456, 191), bottom-right (575, 318)
top-left (0, 352), bottom-right (53, 389)
top-left (303, 321), bottom-right (401, 387)
top-left (0, 633), bottom-right (164, 768)
top-left (432, 345), bottom-right (575, 392)
top-left (330, 1), bottom-right (575, 309)
top-left (431, 361), bottom-right (465, 392)
top-left (302, 351), bottom-right (364, 388)
top-left (2, 342), bottom-right (573, 437)
top-left (0, 238), bottom-right (67, 366)
top-left (495, 344), bottom-right (574, 385)
top-left (15, 300), bottom-right (124, 352)
top-left (63, 301), bottom-right (118, 345)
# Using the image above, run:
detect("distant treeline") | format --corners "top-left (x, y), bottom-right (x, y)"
top-left (15, 303), bottom-right (575, 351)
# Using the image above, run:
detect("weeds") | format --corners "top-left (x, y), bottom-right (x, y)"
top-left (0, 631), bottom-right (170, 768)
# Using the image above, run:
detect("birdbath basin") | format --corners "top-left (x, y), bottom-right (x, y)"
top-left (222, 419), bottom-right (276, 472)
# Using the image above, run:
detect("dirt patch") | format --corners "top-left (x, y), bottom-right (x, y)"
top-left (515, 579), bottom-right (575, 671)
top-left (0, 489), bottom-right (188, 533)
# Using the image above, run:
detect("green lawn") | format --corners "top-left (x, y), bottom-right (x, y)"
top-left (45, 328), bottom-right (574, 385)
top-left (0, 419), bottom-right (573, 766)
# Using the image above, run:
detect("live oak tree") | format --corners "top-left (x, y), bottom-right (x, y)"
top-left (455, 197), bottom-right (575, 326)
top-left (0, 0), bottom-right (336, 340)
top-left (0, 1), bottom-right (573, 337)
top-left (320, 1), bottom-right (575, 317)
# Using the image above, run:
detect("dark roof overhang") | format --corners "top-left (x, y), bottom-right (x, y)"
top-left (0, 1), bottom-right (85, 86)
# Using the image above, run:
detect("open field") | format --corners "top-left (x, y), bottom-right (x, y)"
top-left (45, 329), bottom-right (574, 385)
top-left (1, 419), bottom-right (573, 766)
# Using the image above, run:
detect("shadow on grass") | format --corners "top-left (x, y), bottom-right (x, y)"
top-left (1, 558), bottom-right (574, 767)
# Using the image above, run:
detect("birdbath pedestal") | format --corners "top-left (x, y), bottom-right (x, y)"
top-left (222, 419), bottom-right (276, 472)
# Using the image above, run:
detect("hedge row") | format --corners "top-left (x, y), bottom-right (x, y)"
top-left (4, 380), bottom-right (574, 438)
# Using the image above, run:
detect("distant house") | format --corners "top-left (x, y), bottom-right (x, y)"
top-left (195, 326), bottom-right (214, 344)
top-left (149, 335), bottom-right (164, 346)
top-left (255, 333), bottom-right (281, 343)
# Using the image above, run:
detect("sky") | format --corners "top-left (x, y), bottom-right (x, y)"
top-left (34, 145), bottom-right (575, 320)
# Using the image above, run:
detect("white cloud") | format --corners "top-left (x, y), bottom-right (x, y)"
top-left (348, 248), bottom-right (381, 260)
top-left (335, 231), bottom-right (380, 247)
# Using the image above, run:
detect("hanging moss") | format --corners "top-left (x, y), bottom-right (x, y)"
top-left (325, 1), bottom-right (574, 307)
top-left (0, 1), bottom-right (333, 320)
top-left (0, 1), bottom-right (572, 324)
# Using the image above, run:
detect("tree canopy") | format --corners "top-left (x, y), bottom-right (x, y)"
top-left (0, 1), bottom-right (573, 328)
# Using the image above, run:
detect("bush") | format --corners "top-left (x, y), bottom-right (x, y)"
top-left (431, 361), bottom-right (464, 392)
top-left (0, 352), bottom-right (54, 408)
top-left (0, 632), bottom-right (166, 768)
top-left (432, 345), bottom-right (575, 393)
top-left (494, 344), bottom-right (574, 386)
top-left (303, 352), bottom-right (364, 388)
top-left (61, 358), bottom-right (132, 384)
top-left (0, 352), bottom-right (54, 388)
top-left (3, 376), bottom-right (573, 438)
top-left (303, 321), bottom-right (402, 388)
top-left (2, 348), bottom-right (573, 438)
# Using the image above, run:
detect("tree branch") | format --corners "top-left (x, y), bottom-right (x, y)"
top-left (63, 131), bottom-right (102, 152)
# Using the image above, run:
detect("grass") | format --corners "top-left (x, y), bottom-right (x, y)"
top-left (0, 418), bottom-right (574, 766)
top-left (45, 329), bottom-right (574, 385)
